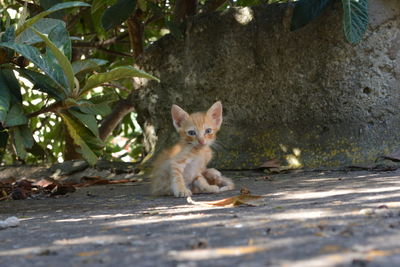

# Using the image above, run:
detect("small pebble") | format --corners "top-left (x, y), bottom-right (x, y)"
top-left (0, 216), bottom-right (20, 229)
top-left (359, 208), bottom-right (374, 215)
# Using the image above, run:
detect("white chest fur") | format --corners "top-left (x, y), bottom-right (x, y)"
top-left (183, 156), bottom-right (204, 184)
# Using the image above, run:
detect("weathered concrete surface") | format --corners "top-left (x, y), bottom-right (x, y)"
top-left (2, 170), bottom-right (400, 266)
top-left (134, 0), bottom-right (400, 169)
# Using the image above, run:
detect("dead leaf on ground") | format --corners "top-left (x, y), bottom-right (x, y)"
top-left (11, 187), bottom-right (29, 200)
top-left (259, 159), bottom-right (281, 169)
top-left (14, 179), bottom-right (33, 191)
top-left (33, 178), bottom-right (58, 189)
top-left (0, 177), bottom-right (17, 185)
top-left (187, 195), bottom-right (265, 207)
top-left (50, 184), bottom-right (76, 196)
top-left (319, 245), bottom-right (343, 253)
top-left (74, 176), bottom-right (138, 187)
top-left (76, 250), bottom-right (102, 257)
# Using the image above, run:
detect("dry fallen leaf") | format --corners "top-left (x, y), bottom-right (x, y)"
top-left (50, 184), bottom-right (76, 196)
top-left (76, 250), bottom-right (102, 257)
top-left (11, 187), bottom-right (28, 200)
top-left (33, 178), bottom-right (58, 189)
top-left (74, 176), bottom-right (137, 187)
top-left (187, 195), bottom-right (265, 207)
top-left (320, 245), bottom-right (343, 253)
top-left (259, 159), bottom-right (281, 169)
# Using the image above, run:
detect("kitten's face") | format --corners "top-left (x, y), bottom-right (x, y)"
top-left (171, 102), bottom-right (223, 147)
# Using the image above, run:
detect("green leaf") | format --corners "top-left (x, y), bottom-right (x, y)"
top-left (39, 0), bottom-right (65, 19)
top-left (1, 26), bottom-right (16, 58)
top-left (0, 126), bottom-right (8, 162)
top-left (0, 77), bottom-right (11, 124)
top-left (81, 66), bottom-right (159, 94)
top-left (2, 25), bottom-right (15, 42)
top-left (10, 125), bottom-right (33, 160)
top-left (69, 109), bottom-right (99, 137)
top-left (342, 0), bottom-right (368, 44)
top-left (59, 112), bottom-right (103, 165)
top-left (16, 68), bottom-right (66, 100)
top-left (47, 23), bottom-right (72, 61)
top-left (0, 68), bottom-right (22, 103)
top-left (16, 1), bottom-right (91, 36)
top-left (78, 100), bottom-right (112, 117)
top-left (18, 18), bottom-right (66, 45)
top-left (0, 42), bottom-right (68, 90)
top-left (291, 0), bottom-right (333, 31)
top-left (31, 28), bottom-right (75, 91)
top-left (101, 0), bottom-right (137, 31)
top-left (72, 58), bottom-right (108, 75)
top-left (5, 104), bottom-right (28, 127)
top-left (12, 127), bottom-right (27, 159)
top-left (19, 125), bottom-right (34, 149)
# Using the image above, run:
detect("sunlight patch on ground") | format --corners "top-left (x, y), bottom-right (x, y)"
top-left (354, 192), bottom-right (400, 202)
top-left (0, 246), bottom-right (62, 256)
top-left (169, 236), bottom-right (312, 261)
top-left (141, 204), bottom-right (227, 215)
top-left (102, 213), bottom-right (211, 227)
top-left (169, 245), bottom-right (267, 260)
top-left (281, 253), bottom-right (350, 267)
top-left (269, 209), bottom-right (336, 220)
top-left (278, 186), bottom-right (400, 200)
top-left (52, 213), bottom-right (136, 223)
top-left (54, 235), bottom-right (131, 246)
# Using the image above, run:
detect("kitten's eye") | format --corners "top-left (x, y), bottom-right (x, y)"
top-left (205, 128), bottom-right (212, 134)
top-left (187, 130), bottom-right (196, 136)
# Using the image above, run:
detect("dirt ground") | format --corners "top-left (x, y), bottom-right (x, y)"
top-left (1, 168), bottom-right (400, 267)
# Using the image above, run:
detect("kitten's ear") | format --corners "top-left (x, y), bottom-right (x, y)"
top-left (207, 101), bottom-right (223, 129)
top-left (171, 104), bottom-right (189, 130)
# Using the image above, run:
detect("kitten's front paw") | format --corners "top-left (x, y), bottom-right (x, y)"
top-left (174, 187), bottom-right (192, 198)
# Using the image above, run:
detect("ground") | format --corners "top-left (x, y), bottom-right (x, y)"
top-left (1, 168), bottom-right (400, 267)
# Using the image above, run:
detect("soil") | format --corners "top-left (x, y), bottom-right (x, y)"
top-left (1, 168), bottom-right (400, 267)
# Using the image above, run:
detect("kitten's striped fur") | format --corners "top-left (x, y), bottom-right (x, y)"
top-left (150, 101), bottom-right (234, 197)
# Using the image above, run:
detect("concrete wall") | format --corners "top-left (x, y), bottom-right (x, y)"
top-left (134, 0), bottom-right (400, 169)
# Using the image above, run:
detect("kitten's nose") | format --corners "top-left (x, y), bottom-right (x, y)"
top-left (198, 138), bottom-right (206, 145)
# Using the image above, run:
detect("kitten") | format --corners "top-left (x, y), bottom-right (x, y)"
top-left (150, 101), bottom-right (235, 197)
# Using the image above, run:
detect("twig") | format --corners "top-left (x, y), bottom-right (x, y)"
top-left (27, 101), bottom-right (63, 118)
top-left (98, 47), bottom-right (132, 57)
top-left (72, 43), bottom-right (133, 57)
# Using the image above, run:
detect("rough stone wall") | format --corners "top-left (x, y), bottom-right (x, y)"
top-left (134, 0), bottom-right (400, 169)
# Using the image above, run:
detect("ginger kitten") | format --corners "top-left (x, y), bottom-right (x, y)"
top-left (150, 101), bottom-right (234, 197)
